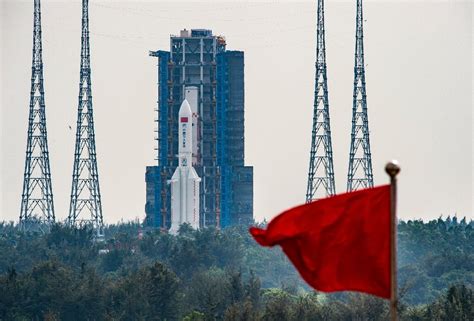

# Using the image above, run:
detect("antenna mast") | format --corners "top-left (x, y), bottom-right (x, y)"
top-left (347, 0), bottom-right (374, 191)
top-left (20, 0), bottom-right (55, 229)
top-left (68, 0), bottom-right (104, 234)
top-left (306, 0), bottom-right (336, 202)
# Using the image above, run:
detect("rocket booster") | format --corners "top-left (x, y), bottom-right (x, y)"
top-left (168, 99), bottom-right (201, 234)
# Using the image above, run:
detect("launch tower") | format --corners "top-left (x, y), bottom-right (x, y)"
top-left (147, 29), bottom-right (253, 229)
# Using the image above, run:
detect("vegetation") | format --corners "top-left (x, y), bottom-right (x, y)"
top-left (0, 217), bottom-right (472, 320)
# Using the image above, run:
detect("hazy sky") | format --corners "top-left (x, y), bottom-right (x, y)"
top-left (1, 0), bottom-right (472, 224)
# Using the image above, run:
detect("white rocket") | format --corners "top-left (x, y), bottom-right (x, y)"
top-left (185, 86), bottom-right (199, 166)
top-left (168, 99), bottom-right (201, 234)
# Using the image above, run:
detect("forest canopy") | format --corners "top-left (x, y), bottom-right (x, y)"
top-left (0, 217), bottom-right (472, 321)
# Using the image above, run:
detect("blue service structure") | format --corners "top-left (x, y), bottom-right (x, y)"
top-left (146, 29), bottom-right (253, 229)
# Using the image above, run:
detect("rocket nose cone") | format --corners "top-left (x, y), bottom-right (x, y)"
top-left (179, 99), bottom-right (192, 117)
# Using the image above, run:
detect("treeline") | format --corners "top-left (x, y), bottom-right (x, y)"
top-left (398, 217), bottom-right (474, 304)
top-left (0, 218), bottom-right (472, 320)
top-left (1, 260), bottom-right (472, 321)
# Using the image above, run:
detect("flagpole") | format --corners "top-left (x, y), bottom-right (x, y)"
top-left (385, 161), bottom-right (400, 321)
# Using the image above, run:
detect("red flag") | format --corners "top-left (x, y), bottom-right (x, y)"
top-left (250, 185), bottom-right (391, 298)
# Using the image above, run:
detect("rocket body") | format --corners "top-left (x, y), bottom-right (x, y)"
top-left (185, 86), bottom-right (199, 166)
top-left (169, 99), bottom-right (201, 234)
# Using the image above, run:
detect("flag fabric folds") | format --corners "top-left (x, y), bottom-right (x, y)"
top-left (250, 185), bottom-right (391, 299)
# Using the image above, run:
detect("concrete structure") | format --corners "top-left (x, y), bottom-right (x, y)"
top-left (146, 29), bottom-right (253, 230)
top-left (168, 99), bottom-right (201, 234)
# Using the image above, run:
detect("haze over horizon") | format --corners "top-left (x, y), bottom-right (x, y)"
top-left (1, 0), bottom-right (472, 224)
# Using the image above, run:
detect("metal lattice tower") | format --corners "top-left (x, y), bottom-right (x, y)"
top-left (347, 0), bottom-right (374, 192)
top-left (20, 0), bottom-right (55, 228)
top-left (68, 0), bottom-right (103, 233)
top-left (306, 0), bottom-right (336, 202)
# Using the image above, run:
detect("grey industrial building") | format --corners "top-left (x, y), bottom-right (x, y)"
top-left (145, 29), bottom-right (253, 229)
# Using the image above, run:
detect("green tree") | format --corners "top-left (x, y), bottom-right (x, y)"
top-left (290, 292), bottom-right (322, 321)
top-left (261, 288), bottom-right (293, 321)
top-left (443, 284), bottom-right (473, 321)
top-left (147, 262), bottom-right (181, 321)
top-left (187, 268), bottom-right (231, 320)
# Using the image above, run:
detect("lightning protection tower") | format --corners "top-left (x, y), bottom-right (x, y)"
top-left (306, 0), bottom-right (336, 202)
top-left (20, 0), bottom-right (55, 229)
top-left (347, 0), bottom-right (374, 191)
top-left (68, 0), bottom-right (104, 234)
